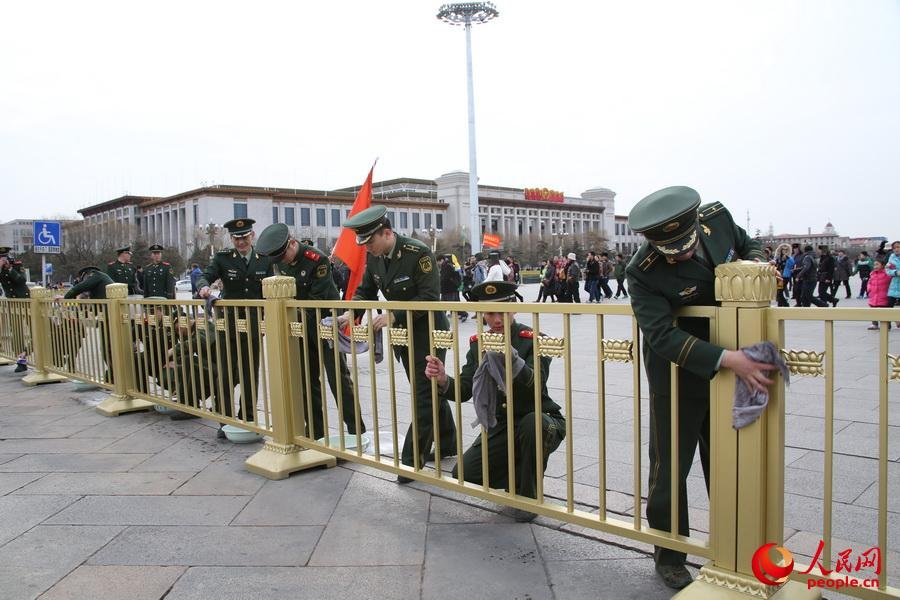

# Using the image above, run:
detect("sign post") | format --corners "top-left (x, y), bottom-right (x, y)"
top-left (33, 221), bottom-right (61, 286)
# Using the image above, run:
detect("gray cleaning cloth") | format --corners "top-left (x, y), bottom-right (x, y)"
top-left (733, 341), bottom-right (790, 430)
top-left (471, 349), bottom-right (525, 430)
top-left (320, 317), bottom-right (384, 363)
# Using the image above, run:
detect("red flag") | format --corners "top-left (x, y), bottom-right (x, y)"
top-left (333, 164), bottom-right (374, 301)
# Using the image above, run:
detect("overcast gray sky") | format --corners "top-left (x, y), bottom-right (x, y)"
top-left (2, 0), bottom-right (897, 238)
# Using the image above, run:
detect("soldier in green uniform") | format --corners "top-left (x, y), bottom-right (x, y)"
top-left (256, 223), bottom-right (366, 439)
top-left (424, 281), bottom-right (566, 521)
top-left (339, 205), bottom-right (456, 481)
top-left (196, 218), bottom-right (274, 434)
top-left (0, 250), bottom-right (29, 298)
top-left (107, 246), bottom-right (141, 295)
top-left (625, 186), bottom-right (776, 589)
top-left (143, 244), bottom-right (175, 299)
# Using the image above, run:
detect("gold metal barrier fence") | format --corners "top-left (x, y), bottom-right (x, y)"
top-left (118, 297), bottom-right (273, 435)
top-left (766, 306), bottom-right (900, 599)
top-left (45, 298), bottom-right (114, 388)
top-left (0, 297), bottom-right (33, 366)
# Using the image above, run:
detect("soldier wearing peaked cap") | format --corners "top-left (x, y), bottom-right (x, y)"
top-left (107, 245), bottom-right (141, 295)
top-left (257, 223), bottom-right (366, 438)
top-left (0, 248), bottom-right (29, 298)
top-left (196, 218), bottom-right (274, 432)
top-left (143, 244), bottom-right (175, 299)
top-left (423, 281), bottom-right (565, 521)
top-left (337, 205), bottom-right (457, 480)
top-left (625, 186), bottom-right (775, 590)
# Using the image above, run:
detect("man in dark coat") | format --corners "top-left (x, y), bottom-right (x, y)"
top-left (339, 205), bottom-right (457, 481)
top-left (256, 223), bottom-right (366, 439)
top-left (143, 244), bottom-right (175, 299)
top-left (107, 246), bottom-right (141, 295)
top-left (625, 186), bottom-right (776, 590)
top-left (196, 218), bottom-right (274, 433)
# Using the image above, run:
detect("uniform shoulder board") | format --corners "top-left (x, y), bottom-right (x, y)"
top-left (304, 249), bottom-right (321, 261)
top-left (698, 201), bottom-right (725, 221)
top-left (639, 253), bottom-right (659, 272)
top-left (162, 262), bottom-right (170, 266)
top-left (469, 334), bottom-right (479, 343)
top-left (107, 261), bottom-right (115, 266)
top-left (402, 243), bottom-right (423, 254)
top-left (217, 249), bottom-right (231, 255)
top-left (518, 329), bottom-right (534, 339)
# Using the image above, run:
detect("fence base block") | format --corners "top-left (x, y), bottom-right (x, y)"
top-left (675, 566), bottom-right (820, 600)
top-left (245, 442), bottom-right (336, 480)
top-left (95, 395), bottom-right (154, 416)
top-left (21, 371), bottom-right (67, 386)
top-left (0, 357), bottom-right (13, 366)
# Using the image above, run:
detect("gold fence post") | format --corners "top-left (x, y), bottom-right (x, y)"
top-left (676, 261), bottom-right (818, 600)
top-left (21, 287), bottom-right (67, 386)
top-left (95, 283), bottom-right (154, 416)
top-left (245, 275), bottom-right (335, 479)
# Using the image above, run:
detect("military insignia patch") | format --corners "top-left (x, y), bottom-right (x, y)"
top-left (701, 224), bottom-right (711, 236)
top-left (418, 256), bottom-right (433, 273)
top-left (484, 284), bottom-right (497, 295)
top-left (316, 264), bottom-right (327, 278)
top-left (662, 221), bottom-right (680, 233)
top-left (678, 286), bottom-right (698, 297)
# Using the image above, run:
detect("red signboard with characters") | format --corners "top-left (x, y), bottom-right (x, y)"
top-left (523, 188), bottom-right (564, 203)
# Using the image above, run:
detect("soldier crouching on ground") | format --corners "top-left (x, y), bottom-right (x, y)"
top-left (424, 280), bottom-right (566, 522)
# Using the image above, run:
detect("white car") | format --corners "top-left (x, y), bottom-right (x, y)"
top-left (175, 279), bottom-right (193, 293)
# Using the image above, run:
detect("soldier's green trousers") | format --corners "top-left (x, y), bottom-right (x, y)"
top-left (299, 331), bottom-right (366, 440)
top-left (646, 390), bottom-right (711, 566)
top-left (398, 342), bottom-right (457, 468)
top-left (452, 412), bottom-right (565, 499)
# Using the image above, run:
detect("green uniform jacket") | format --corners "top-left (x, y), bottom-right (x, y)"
top-left (107, 261), bottom-right (140, 295)
top-left (1, 266), bottom-right (29, 298)
top-left (143, 262), bottom-right (175, 299)
top-left (196, 248), bottom-right (274, 300)
top-left (625, 202), bottom-right (765, 384)
top-left (441, 321), bottom-right (562, 422)
top-left (352, 235), bottom-right (447, 330)
top-left (279, 245), bottom-right (339, 301)
top-left (65, 270), bottom-right (115, 299)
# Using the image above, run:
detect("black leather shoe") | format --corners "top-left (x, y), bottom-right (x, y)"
top-left (396, 475), bottom-right (413, 484)
top-left (832, 298), bottom-right (839, 307)
top-left (655, 564), bottom-right (693, 590)
top-left (216, 425), bottom-right (226, 439)
top-left (14, 363), bottom-right (27, 373)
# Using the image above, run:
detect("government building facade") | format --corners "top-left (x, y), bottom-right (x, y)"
top-left (76, 171), bottom-right (619, 259)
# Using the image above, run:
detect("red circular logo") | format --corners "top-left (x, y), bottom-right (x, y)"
top-left (751, 543), bottom-right (795, 586)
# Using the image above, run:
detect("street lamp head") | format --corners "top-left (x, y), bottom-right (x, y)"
top-left (437, 2), bottom-right (499, 25)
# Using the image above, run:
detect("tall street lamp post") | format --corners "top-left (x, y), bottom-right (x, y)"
top-left (437, 2), bottom-right (499, 256)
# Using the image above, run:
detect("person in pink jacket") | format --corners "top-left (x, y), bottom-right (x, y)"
top-left (867, 258), bottom-right (891, 330)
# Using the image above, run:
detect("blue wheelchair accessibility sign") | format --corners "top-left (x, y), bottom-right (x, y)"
top-left (33, 221), bottom-right (61, 254)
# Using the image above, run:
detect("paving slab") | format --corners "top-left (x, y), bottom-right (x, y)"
top-left (0, 495), bottom-right (79, 546)
top-left (0, 472), bottom-right (44, 495)
top-left (232, 466), bottom-right (350, 524)
top-left (533, 526), bottom-right (646, 561)
top-left (130, 437), bottom-right (226, 472)
top-left (422, 523), bottom-right (552, 600)
top-left (0, 453), bottom-right (23, 465)
top-left (97, 425), bottom-right (187, 454)
top-left (428, 496), bottom-right (515, 524)
top-left (0, 524), bottom-right (123, 568)
top-left (309, 521), bottom-right (427, 566)
top-left (89, 525), bottom-right (322, 566)
top-left (0, 565), bottom-right (70, 600)
top-left (165, 566), bottom-right (420, 600)
top-left (45, 495), bottom-right (250, 526)
top-left (39, 565), bottom-right (187, 600)
top-left (545, 558), bottom-right (681, 600)
top-left (173, 453), bottom-right (267, 496)
top-left (0, 438), bottom-right (113, 454)
top-left (0, 452), bottom-right (153, 473)
top-left (14, 472), bottom-right (193, 495)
